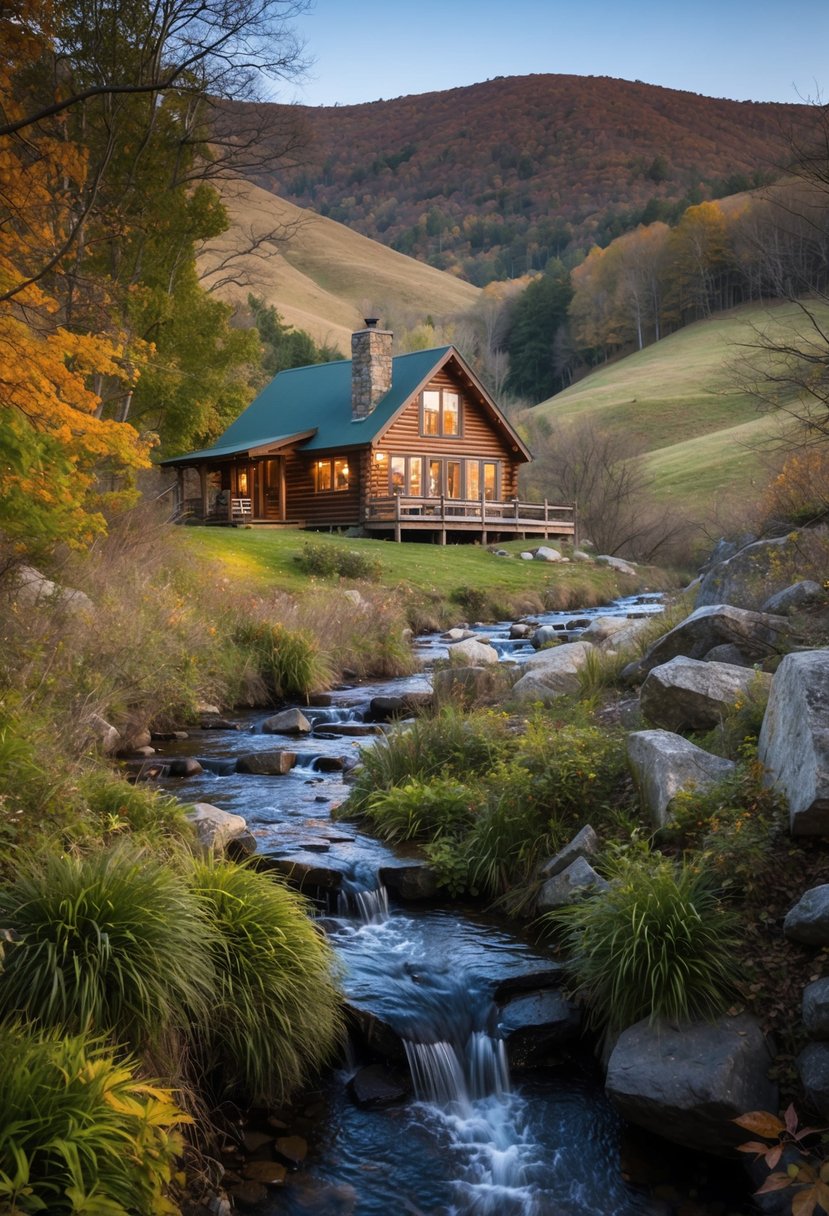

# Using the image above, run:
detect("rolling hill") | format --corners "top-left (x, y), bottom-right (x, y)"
top-left (227, 75), bottom-right (815, 285)
top-left (197, 178), bottom-right (481, 350)
top-left (528, 301), bottom-right (828, 524)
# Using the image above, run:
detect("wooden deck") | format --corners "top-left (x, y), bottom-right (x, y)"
top-left (363, 496), bottom-right (576, 543)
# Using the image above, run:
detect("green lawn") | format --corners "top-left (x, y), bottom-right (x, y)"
top-left (179, 527), bottom-right (650, 613)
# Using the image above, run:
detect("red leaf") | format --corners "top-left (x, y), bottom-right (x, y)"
top-left (766, 1145), bottom-right (784, 1169)
top-left (786, 1105), bottom-right (800, 1135)
top-left (757, 1173), bottom-right (795, 1194)
top-left (791, 1187), bottom-right (817, 1216)
top-left (736, 1111), bottom-right (787, 1138)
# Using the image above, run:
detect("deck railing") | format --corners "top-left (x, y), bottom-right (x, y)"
top-left (363, 495), bottom-right (576, 535)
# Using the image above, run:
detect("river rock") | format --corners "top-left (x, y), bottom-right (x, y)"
top-left (242, 1160), bottom-right (287, 1186)
top-left (433, 665), bottom-right (499, 705)
top-left (639, 604), bottom-right (788, 675)
top-left (803, 979), bottom-right (829, 1038)
top-left (498, 990), bottom-right (582, 1066)
top-left (166, 756), bottom-right (204, 777)
top-left (798, 1043), bottom-right (829, 1119)
top-left (314, 723), bottom-right (384, 738)
top-left (509, 623), bottom-right (532, 638)
top-left (703, 643), bottom-right (752, 667)
top-left (379, 862), bottom-right (439, 900)
top-left (535, 857), bottom-right (609, 911)
top-left (262, 709), bottom-right (312, 735)
top-left (538, 825), bottom-right (599, 880)
top-left (274, 1135), bottom-right (307, 1166)
top-left (758, 650), bottom-right (829, 836)
top-left (696, 533), bottom-right (818, 609)
top-left (639, 657), bottom-right (771, 732)
top-left (783, 885), bottom-right (829, 945)
top-left (85, 712), bottom-right (122, 755)
top-left (345, 1003), bottom-right (406, 1064)
top-left (606, 1013), bottom-right (778, 1155)
top-left (596, 555), bottom-right (637, 575)
top-left (531, 624), bottom-right (562, 649)
top-left (348, 1064), bottom-right (410, 1108)
top-left (229, 1181), bottom-right (268, 1208)
top-left (626, 730), bottom-right (735, 828)
top-left (534, 546), bottom-right (564, 562)
top-left (580, 616), bottom-right (652, 652)
top-left (447, 637), bottom-right (499, 665)
top-left (762, 580), bottom-right (824, 615)
top-left (511, 641), bottom-right (595, 704)
top-left (236, 750), bottom-right (297, 775)
top-left (444, 627), bottom-right (475, 641)
top-left (369, 695), bottom-right (407, 721)
top-left (186, 803), bottom-right (249, 853)
top-left (260, 854), bottom-right (343, 891)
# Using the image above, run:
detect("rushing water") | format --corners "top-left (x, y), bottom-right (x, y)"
top-left (154, 594), bottom-right (752, 1215)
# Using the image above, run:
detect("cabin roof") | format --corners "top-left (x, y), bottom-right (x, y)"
top-left (162, 344), bottom-right (531, 465)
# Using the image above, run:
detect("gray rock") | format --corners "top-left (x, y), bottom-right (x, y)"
top-left (260, 854), bottom-right (343, 891)
top-left (11, 564), bottom-right (93, 614)
top-left (758, 650), bottom-right (829, 836)
top-left (261, 708), bottom-right (312, 735)
top-left (447, 637), bottom-right (499, 665)
top-left (498, 990), bottom-right (582, 1066)
top-left (433, 665), bottom-right (499, 705)
top-left (572, 550), bottom-right (594, 562)
top-left (538, 825), bottom-right (599, 880)
top-left (536, 857), bottom-right (609, 911)
top-left (348, 1064), bottom-right (409, 1108)
top-left (597, 555), bottom-right (637, 575)
top-left (185, 803), bottom-right (249, 854)
top-left (509, 623), bottom-right (532, 638)
top-left (512, 641), bottom-right (595, 705)
top-left (342, 589), bottom-right (369, 611)
top-left (798, 1042), bottom-right (829, 1118)
top-left (580, 615), bottom-right (652, 652)
top-left (626, 730), bottom-right (736, 828)
top-left (345, 1002), bottom-right (406, 1064)
top-left (606, 1013), bottom-right (777, 1155)
top-left (783, 885), bottom-right (829, 945)
top-left (534, 546), bottom-right (564, 562)
top-left (492, 966), bottom-right (567, 1000)
top-left (531, 624), bottom-right (562, 649)
top-left (85, 712), bottom-right (122, 755)
top-left (761, 580), bottom-right (824, 616)
top-left (639, 604), bottom-right (788, 675)
top-left (639, 657), bottom-right (771, 732)
top-left (520, 551), bottom-right (535, 561)
top-left (697, 533), bottom-right (815, 609)
top-left (379, 862), bottom-right (439, 900)
top-left (703, 643), bottom-right (752, 667)
top-left (313, 722), bottom-right (384, 738)
top-left (444, 627), bottom-right (475, 641)
top-left (165, 757), bottom-right (204, 778)
top-left (803, 979), bottom-right (829, 1038)
top-left (236, 750), bottom-right (297, 775)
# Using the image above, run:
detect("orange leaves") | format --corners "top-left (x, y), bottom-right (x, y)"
top-left (735, 1106), bottom-right (829, 1216)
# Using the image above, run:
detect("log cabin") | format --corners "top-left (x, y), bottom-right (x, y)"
top-left (163, 321), bottom-right (576, 544)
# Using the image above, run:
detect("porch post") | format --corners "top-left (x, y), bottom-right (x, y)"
top-left (394, 492), bottom-right (401, 544)
top-left (439, 494), bottom-right (446, 546)
top-left (544, 497), bottom-right (549, 540)
top-left (480, 487), bottom-right (487, 546)
top-left (573, 500), bottom-right (579, 550)
top-left (199, 465), bottom-right (208, 519)
top-left (279, 458), bottom-right (287, 521)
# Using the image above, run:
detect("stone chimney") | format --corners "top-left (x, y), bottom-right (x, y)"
top-left (351, 319), bottom-right (393, 419)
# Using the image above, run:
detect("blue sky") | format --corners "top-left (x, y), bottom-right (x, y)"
top-left (273, 0), bottom-right (828, 108)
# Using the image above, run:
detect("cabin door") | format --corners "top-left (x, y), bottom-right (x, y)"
top-left (263, 457), bottom-right (285, 520)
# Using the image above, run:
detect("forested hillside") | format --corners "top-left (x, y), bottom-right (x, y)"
top-left (232, 75), bottom-right (813, 284)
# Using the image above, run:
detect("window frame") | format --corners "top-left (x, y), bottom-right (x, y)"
top-left (312, 456), bottom-right (352, 493)
top-left (419, 387), bottom-right (462, 438)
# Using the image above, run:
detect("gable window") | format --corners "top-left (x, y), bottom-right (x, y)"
top-left (420, 388), bottom-right (461, 437)
top-left (313, 457), bottom-right (350, 492)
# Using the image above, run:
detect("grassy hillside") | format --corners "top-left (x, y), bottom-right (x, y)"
top-left (198, 178), bottom-right (480, 349)
top-left (530, 301), bottom-right (826, 520)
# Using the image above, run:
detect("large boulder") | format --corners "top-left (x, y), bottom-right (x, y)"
top-left (638, 604), bottom-right (788, 676)
top-left (533, 546), bottom-right (564, 562)
top-left (639, 657), bottom-right (771, 732)
top-left (758, 650), bottom-right (829, 836)
top-left (627, 730), bottom-right (736, 828)
top-left (580, 615), bottom-right (653, 652)
top-left (261, 708), bottom-right (312, 735)
top-left (783, 885), bottom-right (829, 945)
top-left (10, 564), bottom-right (93, 614)
top-left (236, 750), bottom-right (297, 775)
top-left (696, 533), bottom-right (827, 609)
top-left (511, 641), bottom-right (594, 704)
top-left (447, 637), bottom-right (499, 666)
top-left (596, 555), bottom-right (637, 576)
top-left (186, 802), bottom-right (250, 854)
top-left (798, 1043), bottom-right (829, 1119)
top-left (432, 665), bottom-right (500, 705)
top-left (761, 580), bottom-right (824, 616)
top-left (606, 1013), bottom-right (778, 1155)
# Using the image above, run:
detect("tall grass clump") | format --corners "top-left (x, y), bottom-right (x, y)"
top-left (0, 844), bottom-right (214, 1053)
top-left (189, 860), bottom-right (342, 1103)
top-left (362, 777), bottom-right (479, 843)
top-left (343, 707), bottom-right (511, 815)
top-left (232, 619), bottom-right (333, 701)
top-left (547, 846), bottom-right (739, 1038)
top-left (0, 1023), bottom-right (191, 1216)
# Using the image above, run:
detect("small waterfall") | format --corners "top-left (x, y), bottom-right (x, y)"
top-left (336, 884), bottom-right (390, 924)
top-left (405, 1031), bottom-right (510, 1109)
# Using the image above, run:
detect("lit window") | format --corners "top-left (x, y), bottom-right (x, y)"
top-left (443, 392), bottom-right (459, 436)
top-left (483, 462), bottom-right (497, 500)
top-left (446, 461), bottom-right (461, 498)
top-left (313, 458), bottom-right (350, 492)
top-left (334, 458), bottom-right (350, 490)
top-left (391, 456), bottom-right (406, 492)
top-left (420, 388), bottom-right (462, 437)
top-left (423, 390), bottom-right (440, 435)
top-left (466, 460), bottom-right (480, 499)
top-left (428, 459), bottom-right (441, 496)
top-left (409, 457), bottom-right (423, 496)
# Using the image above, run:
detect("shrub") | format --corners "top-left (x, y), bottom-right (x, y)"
top-left (294, 541), bottom-right (382, 581)
top-left (0, 844), bottom-right (214, 1053)
top-left (343, 707), bottom-right (511, 814)
top-left (74, 770), bottom-right (192, 844)
top-left (363, 777), bottom-right (479, 843)
top-left (0, 1023), bottom-right (190, 1215)
top-left (188, 859), bottom-right (342, 1103)
top-left (515, 715), bottom-right (630, 830)
top-left (547, 846), bottom-right (739, 1037)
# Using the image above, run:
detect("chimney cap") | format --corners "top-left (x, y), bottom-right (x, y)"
top-left (363, 317), bottom-right (380, 328)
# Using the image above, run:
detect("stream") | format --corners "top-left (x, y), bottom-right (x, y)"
top-left (155, 595), bottom-right (751, 1216)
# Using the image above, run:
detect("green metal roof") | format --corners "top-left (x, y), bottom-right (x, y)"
top-left (163, 347), bottom-right (452, 465)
